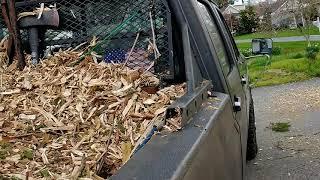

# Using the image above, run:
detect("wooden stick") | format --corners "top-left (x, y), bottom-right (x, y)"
top-left (70, 156), bottom-right (86, 180)
top-left (72, 41), bottom-right (88, 52)
top-left (95, 117), bottom-right (116, 172)
top-left (149, 12), bottom-right (161, 59)
top-left (37, 3), bottom-right (45, 19)
top-left (0, 73), bottom-right (2, 89)
top-left (122, 32), bottom-right (140, 68)
top-left (142, 61), bottom-right (155, 76)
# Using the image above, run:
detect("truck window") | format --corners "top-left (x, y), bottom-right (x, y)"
top-left (216, 10), bottom-right (241, 59)
top-left (196, 1), bottom-right (231, 75)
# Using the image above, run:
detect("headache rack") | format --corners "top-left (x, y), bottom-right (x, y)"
top-left (0, 0), bottom-right (175, 79)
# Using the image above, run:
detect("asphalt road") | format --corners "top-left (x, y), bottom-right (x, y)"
top-left (246, 78), bottom-right (320, 180)
top-left (236, 35), bottom-right (320, 43)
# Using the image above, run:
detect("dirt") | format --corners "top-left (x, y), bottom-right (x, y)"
top-left (246, 78), bottom-right (320, 180)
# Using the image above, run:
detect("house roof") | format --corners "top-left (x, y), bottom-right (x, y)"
top-left (233, 5), bottom-right (246, 11)
top-left (270, 0), bottom-right (287, 12)
top-left (271, 0), bottom-right (299, 16)
top-left (222, 4), bottom-right (245, 15)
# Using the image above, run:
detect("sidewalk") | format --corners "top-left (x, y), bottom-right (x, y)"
top-left (236, 35), bottom-right (320, 43)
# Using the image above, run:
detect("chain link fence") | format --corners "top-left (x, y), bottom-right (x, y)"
top-left (0, 0), bottom-right (174, 79)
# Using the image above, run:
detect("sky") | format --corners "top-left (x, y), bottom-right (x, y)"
top-left (234, 0), bottom-right (247, 5)
top-left (233, 0), bottom-right (274, 5)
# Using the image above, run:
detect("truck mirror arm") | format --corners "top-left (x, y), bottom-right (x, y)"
top-left (245, 54), bottom-right (270, 60)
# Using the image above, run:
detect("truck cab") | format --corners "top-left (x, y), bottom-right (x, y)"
top-left (111, 0), bottom-right (257, 179)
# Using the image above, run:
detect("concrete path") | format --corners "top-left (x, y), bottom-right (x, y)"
top-left (236, 35), bottom-right (320, 43)
top-left (246, 78), bottom-right (320, 180)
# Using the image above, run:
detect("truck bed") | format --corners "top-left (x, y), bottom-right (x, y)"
top-left (111, 92), bottom-right (243, 180)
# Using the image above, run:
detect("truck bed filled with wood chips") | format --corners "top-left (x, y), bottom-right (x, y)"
top-left (0, 46), bottom-right (185, 179)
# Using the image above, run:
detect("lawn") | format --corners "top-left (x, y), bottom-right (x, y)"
top-left (235, 26), bottom-right (320, 40)
top-left (238, 41), bottom-right (320, 87)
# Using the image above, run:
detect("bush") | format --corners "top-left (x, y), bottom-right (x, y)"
top-left (306, 45), bottom-right (320, 61)
top-left (224, 14), bottom-right (240, 34)
top-left (240, 48), bottom-right (252, 57)
top-left (307, 58), bottom-right (320, 77)
top-left (270, 122), bottom-right (291, 132)
top-left (291, 53), bottom-right (304, 59)
top-left (238, 6), bottom-right (258, 35)
top-left (272, 47), bottom-right (282, 56)
top-left (308, 64), bottom-right (320, 77)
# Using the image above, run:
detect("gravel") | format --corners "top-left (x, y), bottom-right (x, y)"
top-left (246, 78), bottom-right (320, 180)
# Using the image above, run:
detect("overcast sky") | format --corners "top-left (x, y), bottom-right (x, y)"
top-left (233, 0), bottom-right (276, 5)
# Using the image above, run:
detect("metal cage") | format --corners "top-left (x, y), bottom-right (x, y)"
top-left (0, 0), bottom-right (175, 79)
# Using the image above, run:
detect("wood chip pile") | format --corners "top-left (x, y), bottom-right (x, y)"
top-left (0, 47), bottom-right (185, 179)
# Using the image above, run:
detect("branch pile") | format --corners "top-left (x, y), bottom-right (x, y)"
top-left (0, 48), bottom-right (185, 179)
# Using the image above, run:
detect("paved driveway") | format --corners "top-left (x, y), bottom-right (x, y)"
top-left (246, 78), bottom-right (320, 180)
top-left (237, 35), bottom-right (320, 43)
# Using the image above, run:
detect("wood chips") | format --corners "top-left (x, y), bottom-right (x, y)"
top-left (0, 47), bottom-right (185, 179)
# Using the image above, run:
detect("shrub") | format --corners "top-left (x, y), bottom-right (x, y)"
top-left (272, 47), bottom-right (282, 56)
top-left (238, 6), bottom-right (258, 35)
top-left (270, 122), bottom-right (291, 132)
top-left (240, 48), bottom-right (252, 57)
top-left (291, 53), bottom-right (304, 59)
top-left (306, 45), bottom-right (320, 61)
top-left (307, 59), bottom-right (320, 77)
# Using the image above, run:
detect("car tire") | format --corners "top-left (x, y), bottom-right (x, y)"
top-left (246, 98), bottom-right (258, 161)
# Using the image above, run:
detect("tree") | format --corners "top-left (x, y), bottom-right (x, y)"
top-left (256, 2), bottom-right (273, 32)
top-left (238, 6), bottom-right (259, 35)
top-left (286, 0), bottom-right (320, 46)
top-left (224, 13), bottom-right (240, 33)
top-left (215, 0), bottom-right (235, 9)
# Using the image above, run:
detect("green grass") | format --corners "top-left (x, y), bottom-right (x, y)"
top-left (238, 41), bottom-right (320, 87)
top-left (20, 148), bottom-right (33, 160)
top-left (0, 141), bottom-right (11, 160)
top-left (270, 122), bottom-right (291, 132)
top-left (40, 169), bottom-right (50, 177)
top-left (235, 27), bottom-right (320, 40)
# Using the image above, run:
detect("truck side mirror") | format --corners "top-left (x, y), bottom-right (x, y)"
top-left (252, 38), bottom-right (273, 55)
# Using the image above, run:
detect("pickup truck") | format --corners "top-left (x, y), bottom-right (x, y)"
top-left (0, 0), bottom-right (259, 179)
top-left (111, 0), bottom-right (258, 179)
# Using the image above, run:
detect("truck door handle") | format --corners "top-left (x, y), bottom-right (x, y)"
top-left (234, 97), bottom-right (241, 112)
top-left (241, 76), bottom-right (247, 85)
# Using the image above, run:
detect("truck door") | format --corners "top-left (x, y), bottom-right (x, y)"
top-left (211, 6), bottom-right (250, 171)
top-left (196, 0), bottom-right (249, 178)
top-left (196, 0), bottom-right (246, 178)
top-left (214, 2), bottom-right (251, 174)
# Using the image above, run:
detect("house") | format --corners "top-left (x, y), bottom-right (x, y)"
top-left (222, 4), bottom-right (246, 18)
top-left (271, 0), bottom-right (320, 29)
top-left (222, 4), bottom-right (246, 34)
top-left (271, 0), bottom-right (299, 28)
top-left (314, 17), bottom-right (320, 31)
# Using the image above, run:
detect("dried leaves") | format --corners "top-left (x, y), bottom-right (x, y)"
top-left (0, 48), bottom-right (185, 179)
